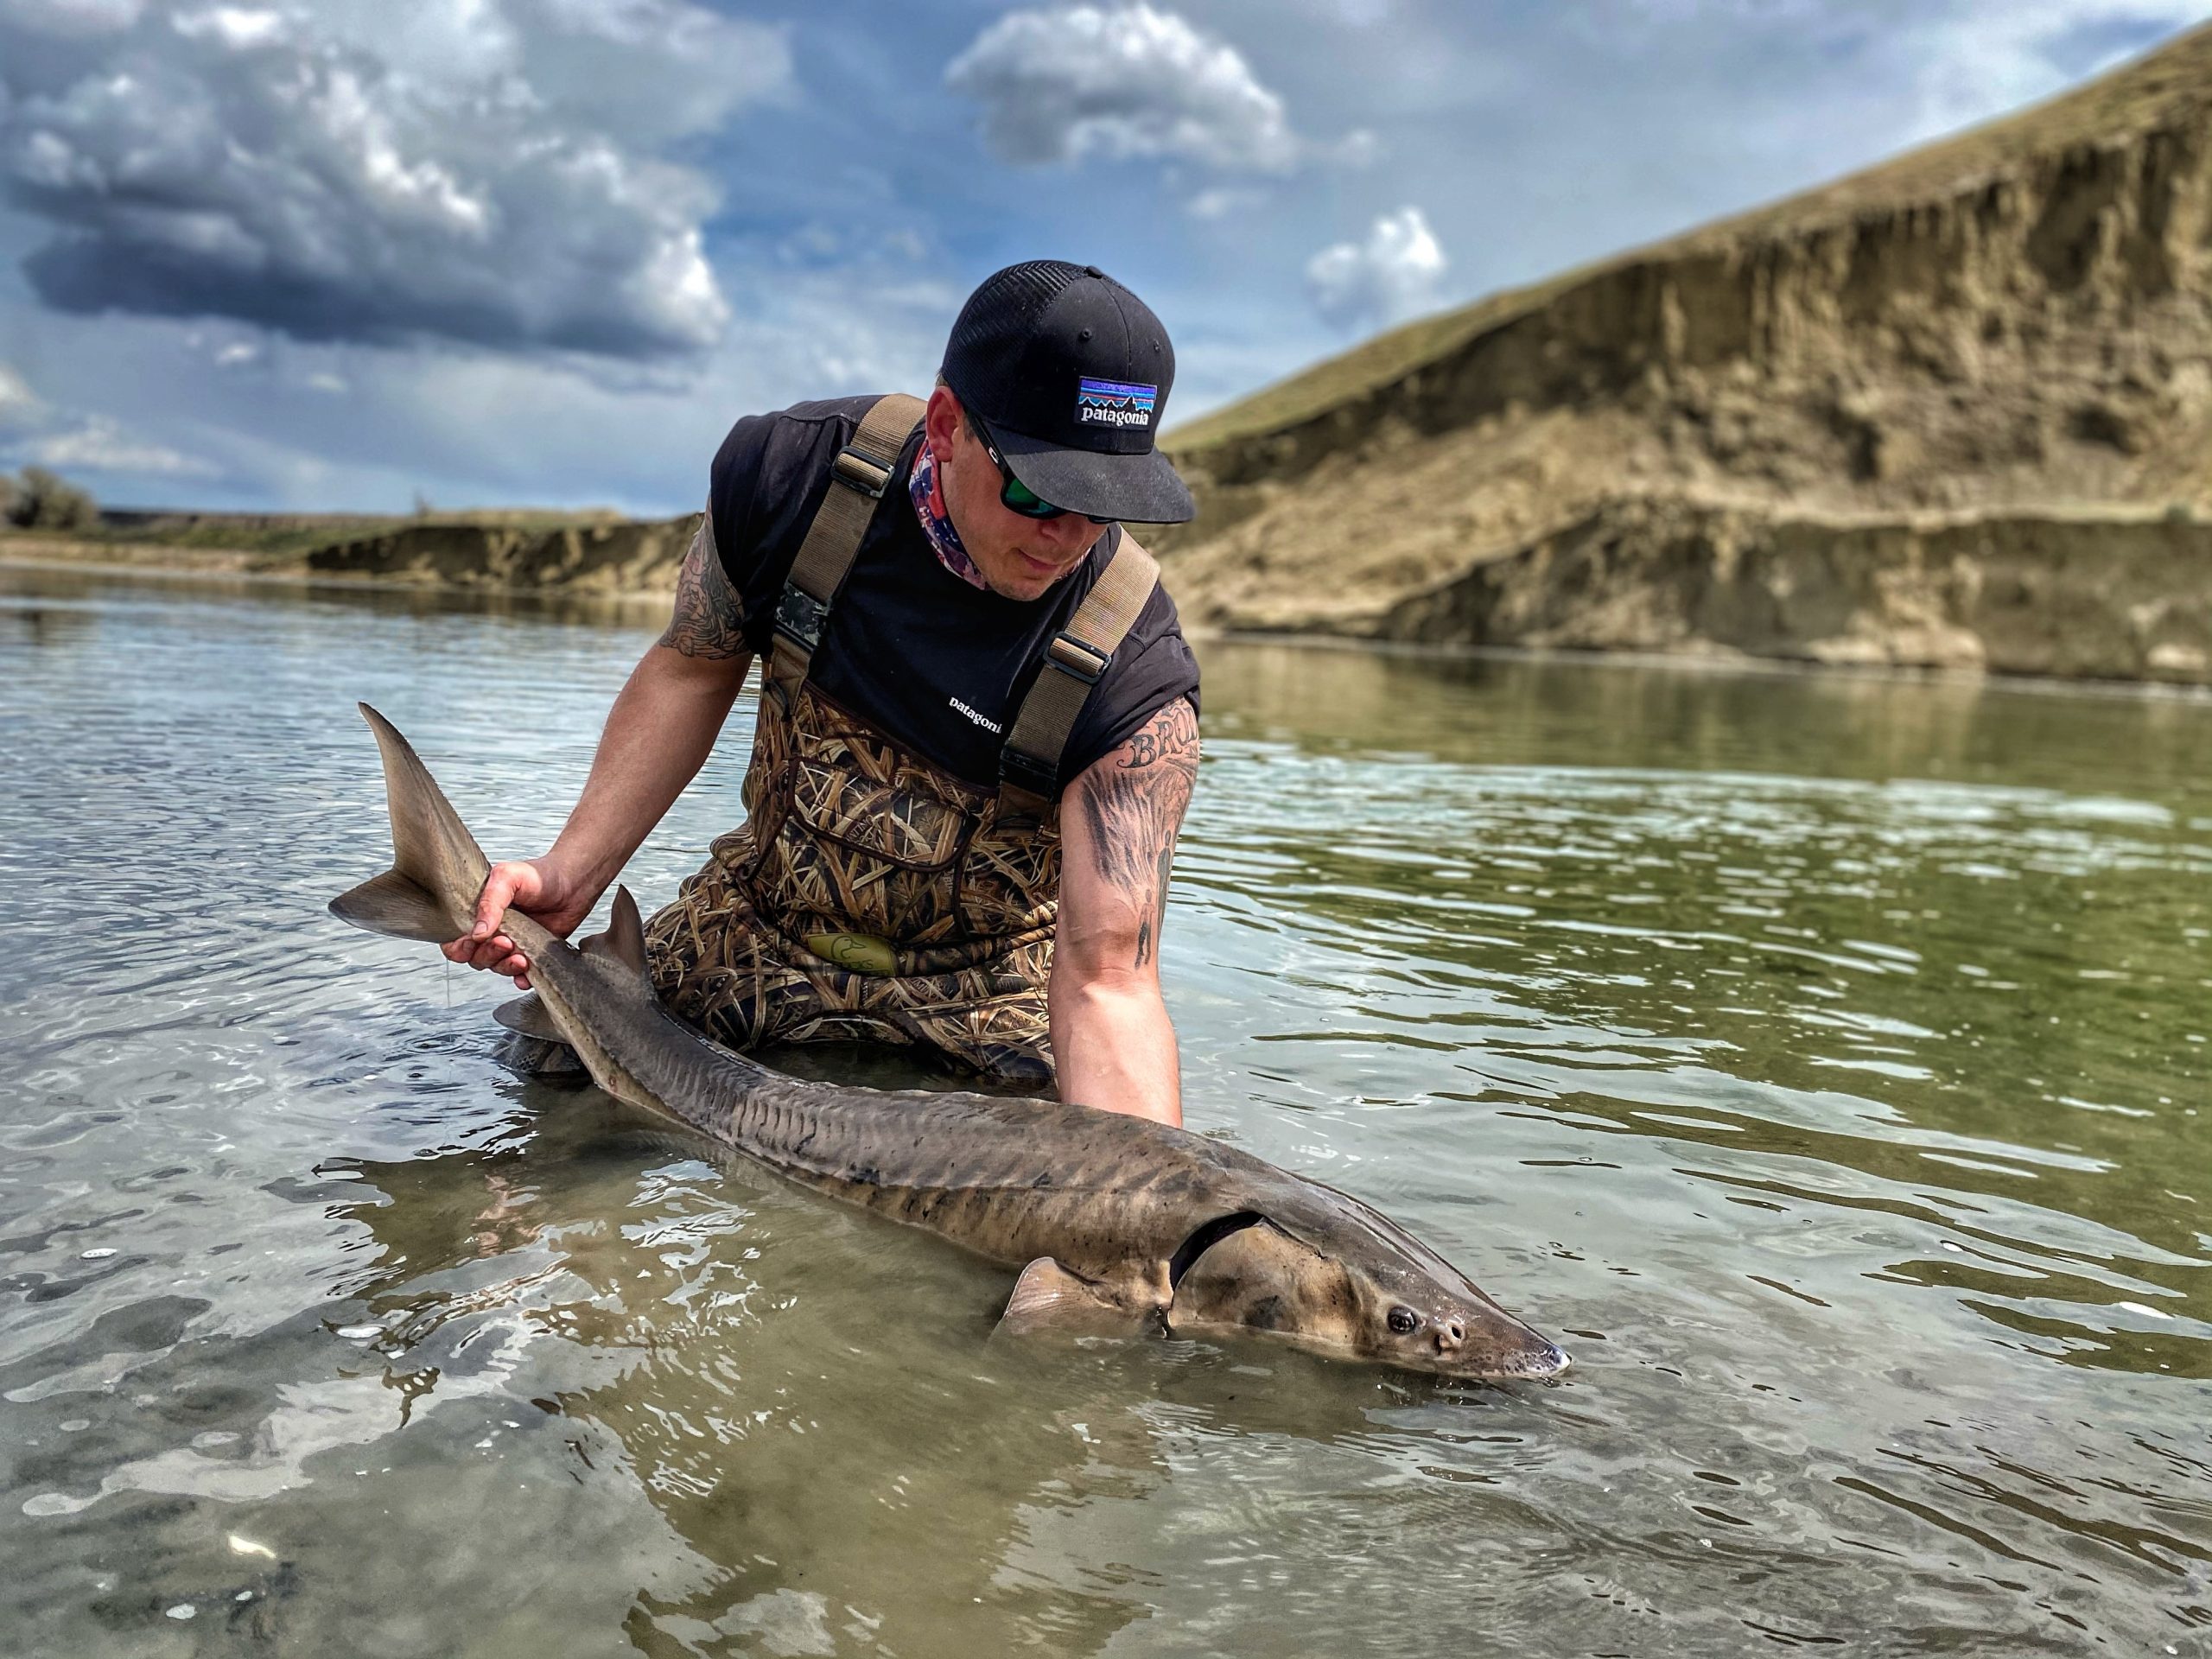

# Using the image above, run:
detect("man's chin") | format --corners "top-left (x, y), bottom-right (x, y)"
top-left (984, 556), bottom-right (1077, 600)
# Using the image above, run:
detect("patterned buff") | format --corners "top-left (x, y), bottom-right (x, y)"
top-left (906, 438), bottom-right (987, 590)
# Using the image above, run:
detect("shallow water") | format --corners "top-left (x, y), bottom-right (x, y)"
top-left (2, 566), bottom-right (2207, 1657)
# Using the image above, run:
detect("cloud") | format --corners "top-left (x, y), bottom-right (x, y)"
top-left (1891, 0), bottom-right (2211, 136)
top-left (18, 414), bottom-right (216, 475)
top-left (0, 0), bottom-right (145, 36)
top-left (1186, 186), bottom-right (1265, 219)
top-left (0, 354), bottom-right (216, 483)
top-left (0, 0), bottom-right (791, 358)
top-left (0, 362), bottom-right (45, 424)
top-left (1305, 207), bottom-right (1446, 330)
top-left (945, 2), bottom-right (1298, 171)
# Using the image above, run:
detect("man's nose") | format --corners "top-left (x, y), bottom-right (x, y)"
top-left (1037, 512), bottom-right (1096, 550)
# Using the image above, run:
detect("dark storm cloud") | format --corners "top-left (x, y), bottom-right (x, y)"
top-left (0, 0), bottom-right (790, 357)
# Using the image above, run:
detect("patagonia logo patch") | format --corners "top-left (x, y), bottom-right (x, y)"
top-left (1076, 377), bottom-right (1157, 429)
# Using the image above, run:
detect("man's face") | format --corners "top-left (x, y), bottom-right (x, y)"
top-left (924, 386), bottom-right (1107, 602)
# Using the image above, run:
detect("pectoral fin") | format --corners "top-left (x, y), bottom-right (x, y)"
top-left (493, 993), bottom-right (568, 1043)
top-left (992, 1258), bottom-right (1150, 1339)
top-left (491, 995), bottom-right (583, 1077)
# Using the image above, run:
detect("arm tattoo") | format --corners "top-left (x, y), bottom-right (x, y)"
top-left (657, 516), bottom-right (748, 660)
top-left (1077, 699), bottom-right (1198, 969)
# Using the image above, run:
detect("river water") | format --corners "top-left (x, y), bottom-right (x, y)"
top-left (2, 564), bottom-right (2207, 1657)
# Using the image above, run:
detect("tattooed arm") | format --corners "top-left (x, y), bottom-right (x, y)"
top-left (444, 515), bottom-right (753, 985)
top-left (1050, 697), bottom-right (1199, 1126)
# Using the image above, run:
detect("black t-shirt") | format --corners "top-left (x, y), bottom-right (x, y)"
top-left (708, 396), bottom-right (1200, 791)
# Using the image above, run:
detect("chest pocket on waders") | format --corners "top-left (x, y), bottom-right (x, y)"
top-left (760, 686), bottom-right (977, 950)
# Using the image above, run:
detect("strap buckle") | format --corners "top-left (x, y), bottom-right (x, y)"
top-left (999, 743), bottom-right (1058, 798)
top-left (773, 582), bottom-right (829, 653)
top-left (830, 445), bottom-right (892, 499)
top-left (1045, 632), bottom-right (1109, 684)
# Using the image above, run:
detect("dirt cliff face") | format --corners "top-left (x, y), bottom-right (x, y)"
top-left (308, 517), bottom-right (690, 595)
top-left (1155, 25), bottom-right (2212, 683)
top-left (1380, 499), bottom-right (2212, 683)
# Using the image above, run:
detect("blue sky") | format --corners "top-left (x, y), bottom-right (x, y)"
top-left (1, 0), bottom-right (2206, 515)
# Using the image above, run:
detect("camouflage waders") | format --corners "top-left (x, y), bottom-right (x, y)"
top-left (642, 394), bottom-right (1159, 1087)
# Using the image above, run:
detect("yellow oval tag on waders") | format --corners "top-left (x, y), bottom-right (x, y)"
top-left (804, 932), bottom-right (899, 976)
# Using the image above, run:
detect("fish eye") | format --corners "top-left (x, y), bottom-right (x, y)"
top-left (1387, 1306), bottom-right (1421, 1335)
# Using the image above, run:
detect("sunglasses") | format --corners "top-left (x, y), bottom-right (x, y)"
top-left (970, 414), bottom-right (1116, 524)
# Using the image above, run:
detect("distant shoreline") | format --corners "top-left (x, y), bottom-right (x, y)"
top-left (0, 538), bottom-right (671, 614)
top-left (10, 535), bottom-right (2208, 702)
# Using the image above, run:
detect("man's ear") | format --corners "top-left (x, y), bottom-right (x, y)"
top-left (923, 384), bottom-right (963, 454)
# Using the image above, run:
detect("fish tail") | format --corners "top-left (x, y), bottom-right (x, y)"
top-left (328, 703), bottom-right (493, 944)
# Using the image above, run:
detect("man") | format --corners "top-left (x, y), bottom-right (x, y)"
top-left (443, 261), bottom-right (1201, 1127)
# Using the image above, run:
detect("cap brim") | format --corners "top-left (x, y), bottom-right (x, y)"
top-left (990, 423), bottom-right (1196, 525)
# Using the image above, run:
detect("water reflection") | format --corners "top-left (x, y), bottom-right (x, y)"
top-left (319, 1085), bottom-right (1519, 1656)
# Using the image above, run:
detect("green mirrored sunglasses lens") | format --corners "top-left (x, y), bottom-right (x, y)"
top-left (983, 441), bottom-right (1065, 518)
top-left (1001, 474), bottom-right (1058, 515)
top-left (977, 420), bottom-right (1110, 522)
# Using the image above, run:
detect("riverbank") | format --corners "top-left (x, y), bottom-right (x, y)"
top-left (1185, 496), bottom-right (2212, 686)
top-left (0, 518), bottom-right (688, 607)
top-left (11, 513), bottom-right (2209, 692)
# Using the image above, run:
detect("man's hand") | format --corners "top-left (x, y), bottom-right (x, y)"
top-left (442, 855), bottom-right (600, 988)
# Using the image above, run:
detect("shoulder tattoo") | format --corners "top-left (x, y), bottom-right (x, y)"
top-left (1077, 699), bottom-right (1199, 969)
top-left (658, 515), bottom-right (747, 660)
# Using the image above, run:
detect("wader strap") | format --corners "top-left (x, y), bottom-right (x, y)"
top-left (766, 392), bottom-right (927, 711)
top-left (997, 537), bottom-right (1160, 820)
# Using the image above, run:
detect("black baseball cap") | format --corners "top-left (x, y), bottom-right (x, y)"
top-left (940, 260), bottom-right (1196, 524)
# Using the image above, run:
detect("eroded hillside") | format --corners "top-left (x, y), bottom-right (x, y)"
top-left (1155, 24), bottom-right (2212, 681)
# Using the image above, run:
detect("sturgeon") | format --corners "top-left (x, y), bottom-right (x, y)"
top-left (329, 704), bottom-right (1568, 1381)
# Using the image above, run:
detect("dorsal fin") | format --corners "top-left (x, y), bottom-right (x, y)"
top-left (579, 885), bottom-right (648, 976)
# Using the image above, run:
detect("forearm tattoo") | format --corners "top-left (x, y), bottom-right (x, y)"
top-left (658, 515), bottom-right (747, 660)
top-left (1077, 699), bottom-right (1198, 969)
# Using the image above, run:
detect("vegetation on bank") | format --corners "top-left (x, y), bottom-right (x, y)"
top-left (0, 486), bottom-right (633, 564)
top-left (2, 467), bottom-right (99, 533)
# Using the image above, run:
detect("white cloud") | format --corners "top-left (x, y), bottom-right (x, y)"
top-left (945, 2), bottom-right (1298, 171)
top-left (1330, 127), bottom-right (1383, 168)
top-left (1305, 206), bottom-right (1446, 330)
top-left (170, 5), bottom-right (285, 49)
top-left (1186, 185), bottom-right (1264, 219)
top-left (1894, 1), bottom-right (2212, 137)
top-left (0, 363), bottom-right (44, 425)
top-left (21, 414), bottom-right (216, 475)
top-left (0, 0), bottom-right (145, 36)
top-left (0, 0), bottom-right (792, 358)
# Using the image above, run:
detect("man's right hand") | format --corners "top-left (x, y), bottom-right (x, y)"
top-left (442, 855), bottom-right (601, 988)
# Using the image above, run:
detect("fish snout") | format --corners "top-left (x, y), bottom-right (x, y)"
top-left (1511, 1338), bottom-right (1571, 1380)
top-left (1462, 1306), bottom-right (1571, 1381)
top-left (1433, 1316), bottom-right (1467, 1357)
